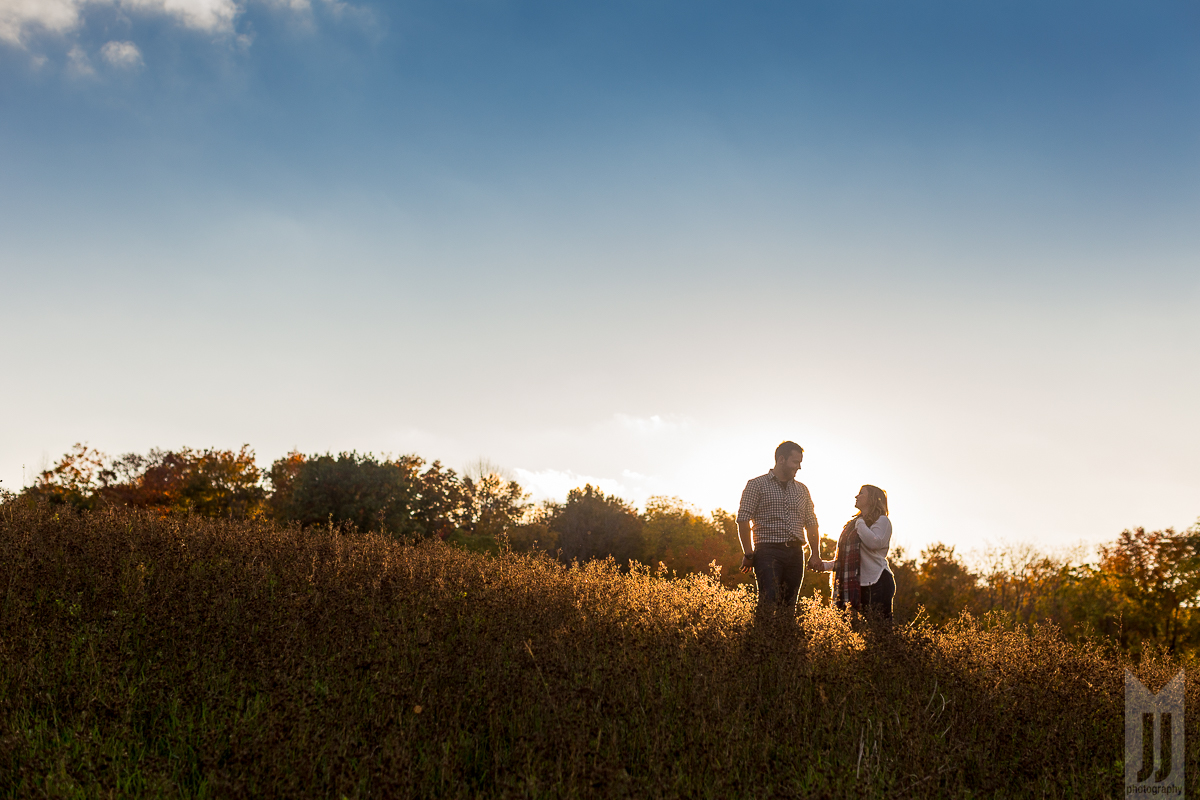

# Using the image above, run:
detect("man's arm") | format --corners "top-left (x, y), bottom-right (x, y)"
top-left (736, 479), bottom-right (759, 574)
top-left (738, 519), bottom-right (755, 574)
top-left (806, 522), bottom-right (822, 571)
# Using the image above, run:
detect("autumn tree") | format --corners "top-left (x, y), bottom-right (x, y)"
top-left (1096, 523), bottom-right (1200, 654)
top-left (103, 446), bottom-right (265, 518)
top-left (27, 443), bottom-right (265, 518)
top-left (973, 543), bottom-right (1101, 630)
top-left (26, 443), bottom-right (109, 510)
top-left (265, 450), bottom-right (306, 515)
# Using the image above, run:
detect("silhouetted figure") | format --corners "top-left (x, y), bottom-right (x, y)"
top-left (737, 441), bottom-right (821, 616)
top-left (816, 484), bottom-right (894, 620)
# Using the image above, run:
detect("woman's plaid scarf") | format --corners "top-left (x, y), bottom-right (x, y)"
top-left (832, 518), bottom-right (861, 609)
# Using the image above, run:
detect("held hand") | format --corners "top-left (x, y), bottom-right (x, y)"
top-left (740, 553), bottom-right (754, 574)
top-left (808, 554), bottom-right (824, 572)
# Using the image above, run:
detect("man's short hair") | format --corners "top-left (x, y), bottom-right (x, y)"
top-left (775, 441), bottom-right (804, 462)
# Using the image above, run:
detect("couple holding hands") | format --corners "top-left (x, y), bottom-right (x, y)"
top-left (736, 440), bottom-right (895, 619)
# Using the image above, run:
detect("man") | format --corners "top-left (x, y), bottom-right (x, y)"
top-left (737, 441), bottom-right (821, 614)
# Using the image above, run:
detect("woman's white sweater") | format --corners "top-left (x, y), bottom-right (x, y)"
top-left (821, 515), bottom-right (892, 586)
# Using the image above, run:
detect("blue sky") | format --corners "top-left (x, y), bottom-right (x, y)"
top-left (2, 0), bottom-right (1198, 557)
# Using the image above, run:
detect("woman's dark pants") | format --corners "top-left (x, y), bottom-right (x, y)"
top-left (754, 542), bottom-right (805, 614)
top-left (860, 569), bottom-right (896, 620)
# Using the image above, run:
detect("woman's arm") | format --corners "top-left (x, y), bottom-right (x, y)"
top-left (855, 516), bottom-right (892, 550)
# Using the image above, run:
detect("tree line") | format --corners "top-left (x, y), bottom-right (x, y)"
top-left (891, 526), bottom-right (1200, 656)
top-left (18, 443), bottom-right (746, 582)
top-left (16, 442), bottom-right (1200, 656)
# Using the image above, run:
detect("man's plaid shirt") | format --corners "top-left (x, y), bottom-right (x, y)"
top-left (737, 472), bottom-right (818, 546)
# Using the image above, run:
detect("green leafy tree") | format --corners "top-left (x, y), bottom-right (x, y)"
top-left (411, 456), bottom-right (470, 538)
top-left (1052, 562), bottom-right (1124, 642)
top-left (640, 498), bottom-right (747, 585)
top-left (503, 522), bottom-right (558, 553)
top-left (890, 543), bottom-right (981, 624)
top-left (462, 472), bottom-right (531, 537)
top-left (545, 484), bottom-right (644, 565)
top-left (268, 452), bottom-right (465, 538)
top-left (268, 452), bottom-right (414, 534)
top-left (640, 496), bottom-right (711, 565)
top-left (448, 461), bottom-right (534, 552)
top-left (504, 499), bottom-right (563, 553)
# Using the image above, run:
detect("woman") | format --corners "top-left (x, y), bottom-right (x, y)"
top-left (818, 485), bottom-right (894, 619)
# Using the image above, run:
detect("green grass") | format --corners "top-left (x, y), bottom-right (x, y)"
top-left (0, 500), bottom-right (1194, 797)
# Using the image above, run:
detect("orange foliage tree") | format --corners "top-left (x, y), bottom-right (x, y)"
top-left (28, 443), bottom-right (265, 518)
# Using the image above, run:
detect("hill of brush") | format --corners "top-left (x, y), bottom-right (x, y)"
top-left (0, 501), bottom-right (1194, 798)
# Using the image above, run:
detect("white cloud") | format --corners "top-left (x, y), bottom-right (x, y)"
top-left (64, 41), bottom-right (91, 73)
top-left (0, 0), bottom-right (308, 45)
top-left (514, 468), bottom-right (633, 505)
top-left (100, 38), bottom-right (140, 66)
top-left (0, 0), bottom-right (81, 43)
top-left (120, 0), bottom-right (238, 34)
top-left (513, 466), bottom-right (675, 510)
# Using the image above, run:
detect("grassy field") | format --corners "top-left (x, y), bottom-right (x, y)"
top-left (0, 501), bottom-right (1195, 798)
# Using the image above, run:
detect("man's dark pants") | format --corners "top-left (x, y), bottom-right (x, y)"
top-left (754, 542), bottom-right (805, 614)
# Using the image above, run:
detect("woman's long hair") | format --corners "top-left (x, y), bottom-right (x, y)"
top-left (854, 485), bottom-right (888, 527)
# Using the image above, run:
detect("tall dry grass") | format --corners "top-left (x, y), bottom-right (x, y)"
top-left (0, 499), bottom-right (1194, 798)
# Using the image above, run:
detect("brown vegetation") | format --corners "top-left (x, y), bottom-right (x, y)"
top-left (1, 500), bottom-right (1196, 797)
top-left (22, 443), bottom-right (1200, 659)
